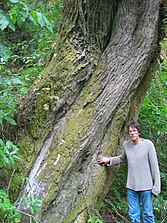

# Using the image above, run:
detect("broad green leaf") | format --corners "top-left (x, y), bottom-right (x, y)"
top-left (0, 139), bottom-right (5, 147)
top-left (29, 11), bottom-right (38, 25)
top-left (2, 154), bottom-right (10, 165)
top-left (29, 11), bottom-right (53, 32)
top-left (43, 15), bottom-right (53, 33)
top-left (0, 10), bottom-right (15, 31)
top-left (6, 140), bottom-right (17, 149)
top-left (36, 12), bottom-right (45, 27)
top-left (4, 116), bottom-right (17, 125)
top-left (0, 13), bottom-right (9, 31)
top-left (17, 15), bottom-right (24, 27)
top-left (0, 150), bottom-right (5, 158)
top-left (19, 5), bottom-right (29, 21)
top-left (9, 9), bottom-right (18, 24)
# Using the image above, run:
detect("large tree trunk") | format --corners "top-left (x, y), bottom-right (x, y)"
top-left (13, 0), bottom-right (162, 222)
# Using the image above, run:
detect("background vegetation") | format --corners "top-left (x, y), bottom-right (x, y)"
top-left (0, 0), bottom-right (166, 222)
top-left (0, 0), bottom-right (62, 222)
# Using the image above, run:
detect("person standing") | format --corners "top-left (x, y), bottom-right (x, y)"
top-left (98, 122), bottom-right (161, 223)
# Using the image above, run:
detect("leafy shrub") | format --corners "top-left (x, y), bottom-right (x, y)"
top-left (0, 0), bottom-right (54, 62)
top-left (0, 138), bottom-right (22, 222)
top-left (0, 1), bottom-right (62, 222)
top-left (0, 139), bottom-right (22, 168)
top-left (153, 195), bottom-right (167, 222)
top-left (0, 189), bottom-right (21, 223)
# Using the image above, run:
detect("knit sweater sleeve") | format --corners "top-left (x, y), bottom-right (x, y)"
top-left (148, 141), bottom-right (161, 195)
top-left (108, 149), bottom-right (126, 166)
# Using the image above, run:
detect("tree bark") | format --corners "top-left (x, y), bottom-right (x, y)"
top-left (13, 0), bottom-right (162, 222)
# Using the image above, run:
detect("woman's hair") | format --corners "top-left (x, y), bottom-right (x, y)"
top-left (127, 122), bottom-right (141, 133)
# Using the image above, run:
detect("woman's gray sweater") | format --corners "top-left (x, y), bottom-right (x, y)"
top-left (109, 139), bottom-right (161, 195)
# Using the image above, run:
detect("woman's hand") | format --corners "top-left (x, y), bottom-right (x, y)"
top-left (97, 155), bottom-right (110, 165)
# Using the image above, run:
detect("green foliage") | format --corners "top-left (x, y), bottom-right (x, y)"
top-left (29, 196), bottom-right (42, 216)
top-left (0, 139), bottom-right (22, 168)
top-left (0, 135), bottom-right (41, 222)
top-left (1, 0), bottom-right (53, 31)
top-left (0, 62), bottom-right (42, 223)
top-left (153, 196), bottom-right (167, 222)
top-left (0, 189), bottom-right (21, 223)
top-left (0, 8), bottom-right (15, 31)
top-left (88, 215), bottom-right (104, 223)
top-left (18, 192), bottom-right (42, 221)
top-left (0, 67), bottom-right (42, 222)
top-left (0, 0), bottom-right (62, 139)
top-left (0, 75), bottom-right (22, 123)
top-left (0, 43), bottom-right (12, 63)
top-left (0, 2), bottom-right (62, 221)
top-left (139, 59), bottom-right (167, 221)
top-left (0, 137), bottom-right (22, 222)
top-left (0, 188), bottom-right (42, 223)
top-left (139, 62), bottom-right (167, 137)
top-left (0, 74), bottom-right (24, 137)
top-left (0, 67), bottom-right (42, 139)
top-left (0, 0), bottom-right (54, 62)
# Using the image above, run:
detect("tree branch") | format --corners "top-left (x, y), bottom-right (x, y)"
top-left (17, 210), bottom-right (42, 223)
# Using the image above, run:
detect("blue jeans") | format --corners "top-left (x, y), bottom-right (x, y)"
top-left (127, 189), bottom-right (155, 223)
